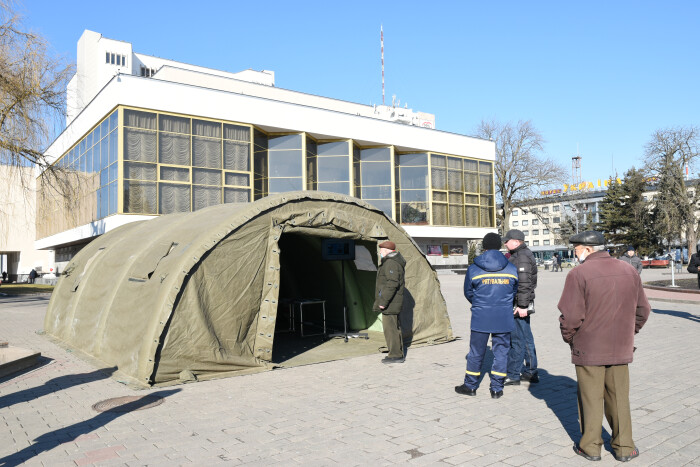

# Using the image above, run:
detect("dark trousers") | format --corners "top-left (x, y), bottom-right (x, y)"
top-left (507, 316), bottom-right (538, 380)
top-left (464, 331), bottom-right (510, 392)
top-left (382, 313), bottom-right (403, 358)
top-left (575, 365), bottom-right (635, 458)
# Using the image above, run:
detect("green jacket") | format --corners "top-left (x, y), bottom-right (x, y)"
top-left (373, 251), bottom-right (406, 315)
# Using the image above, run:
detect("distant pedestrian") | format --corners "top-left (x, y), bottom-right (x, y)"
top-left (675, 249), bottom-right (682, 274)
top-left (688, 241), bottom-right (700, 289)
top-left (619, 246), bottom-right (643, 275)
top-left (552, 253), bottom-right (562, 272)
top-left (28, 269), bottom-right (37, 284)
top-left (455, 233), bottom-right (517, 399)
top-left (559, 231), bottom-right (650, 462)
top-left (1, 271), bottom-right (6, 282)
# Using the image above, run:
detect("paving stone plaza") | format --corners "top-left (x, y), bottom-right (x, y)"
top-left (1, 267), bottom-right (699, 466)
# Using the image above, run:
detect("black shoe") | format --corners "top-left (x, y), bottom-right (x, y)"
top-left (521, 373), bottom-right (539, 383)
top-left (490, 390), bottom-right (503, 399)
top-left (381, 357), bottom-right (404, 364)
top-left (454, 385), bottom-right (477, 396)
top-left (613, 447), bottom-right (639, 462)
top-left (573, 444), bottom-right (601, 461)
top-left (503, 377), bottom-right (520, 386)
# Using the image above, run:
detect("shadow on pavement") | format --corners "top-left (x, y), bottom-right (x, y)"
top-left (528, 369), bottom-right (613, 454)
top-left (0, 389), bottom-right (181, 466)
top-left (527, 369), bottom-right (580, 442)
top-left (0, 366), bottom-right (117, 409)
top-left (652, 308), bottom-right (700, 323)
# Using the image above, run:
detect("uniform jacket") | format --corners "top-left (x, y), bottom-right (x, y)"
top-left (558, 250), bottom-right (651, 366)
top-left (464, 249), bottom-right (518, 333)
top-left (508, 243), bottom-right (537, 309)
top-left (372, 251), bottom-right (405, 315)
top-left (619, 254), bottom-right (643, 274)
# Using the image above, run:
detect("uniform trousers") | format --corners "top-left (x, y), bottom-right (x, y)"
top-left (382, 313), bottom-right (404, 358)
top-left (575, 364), bottom-right (635, 458)
top-left (464, 331), bottom-right (510, 392)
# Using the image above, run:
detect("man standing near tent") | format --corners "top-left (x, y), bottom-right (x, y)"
top-left (455, 232), bottom-right (518, 398)
top-left (559, 231), bottom-right (650, 462)
top-left (373, 240), bottom-right (406, 364)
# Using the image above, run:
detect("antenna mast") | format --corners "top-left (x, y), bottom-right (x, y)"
top-left (572, 156), bottom-right (582, 186)
top-left (381, 25), bottom-right (385, 106)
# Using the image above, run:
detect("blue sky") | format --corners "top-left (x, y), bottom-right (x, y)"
top-left (21, 0), bottom-right (700, 188)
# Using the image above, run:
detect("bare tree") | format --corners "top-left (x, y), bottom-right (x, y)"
top-left (474, 119), bottom-right (568, 232)
top-left (1, 1), bottom-right (77, 238)
top-left (643, 126), bottom-right (700, 253)
top-left (1, 1), bottom-right (73, 171)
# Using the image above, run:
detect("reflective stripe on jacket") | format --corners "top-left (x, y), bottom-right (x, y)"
top-left (464, 249), bottom-right (518, 333)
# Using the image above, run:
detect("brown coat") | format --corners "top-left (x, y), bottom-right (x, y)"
top-left (558, 250), bottom-right (651, 366)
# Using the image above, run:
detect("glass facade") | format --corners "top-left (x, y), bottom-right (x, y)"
top-left (39, 105), bottom-right (496, 239)
top-left (121, 109), bottom-right (252, 215)
top-left (430, 154), bottom-right (494, 227)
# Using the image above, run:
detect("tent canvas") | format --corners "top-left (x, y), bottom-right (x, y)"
top-left (44, 192), bottom-right (454, 387)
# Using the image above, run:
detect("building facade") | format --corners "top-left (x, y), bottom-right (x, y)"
top-left (1, 165), bottom-right (52, 282)
top-left (504, 178), bottom-right (699, 259)
top-left (37, 30), bottom-right (497, 269)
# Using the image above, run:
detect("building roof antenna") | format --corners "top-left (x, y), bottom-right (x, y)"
top-left (381, 25), bottom-right (385, 106)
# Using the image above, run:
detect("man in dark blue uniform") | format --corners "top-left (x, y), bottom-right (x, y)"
top-left (455, 233), bottom-right (518, 398)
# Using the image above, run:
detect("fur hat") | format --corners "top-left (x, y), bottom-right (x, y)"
top-left (378, 241), bottom-right (396, 250)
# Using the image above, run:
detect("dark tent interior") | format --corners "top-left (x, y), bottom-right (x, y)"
top-left (272, 233), bottom-right (382, 364)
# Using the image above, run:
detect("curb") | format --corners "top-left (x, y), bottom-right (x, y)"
top-left (643, 284), bottom-right (700, 294)
top-left (0, 292), bottom-right (53, 298)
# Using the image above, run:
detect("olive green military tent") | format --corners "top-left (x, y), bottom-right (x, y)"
top-left (45, 192), bottom-right (453, 387)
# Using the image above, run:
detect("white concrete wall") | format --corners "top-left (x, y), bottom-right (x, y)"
top-left (0, 166), bottom-right (52, 278)
top-left (68, 30), bottom-right (274, 124)
top-left (45, 75), bottom-right (494, 164)
top-left (34, 214), bottom-right (156, 251)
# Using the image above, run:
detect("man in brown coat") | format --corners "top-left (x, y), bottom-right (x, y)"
top-left (558, 231), bottom-right (650, 463)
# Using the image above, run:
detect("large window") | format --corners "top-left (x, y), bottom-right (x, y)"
top-left (430, 154), bottom-right (493, 227)
top-left (268, 134), bottom-right (303, 194)
top-left (357, 147), bottom-right (392, 217)
top-left (55, 109), bottom-right (119, 221)
top-left (315, 140), bottom-right (350, 195)
top-left (396, 153), bottom-right (428, 224)
top-left (122, 109), bottom-right (252, 214)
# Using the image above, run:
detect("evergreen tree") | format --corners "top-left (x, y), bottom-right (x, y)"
top-left (597, 169), bottom-right (656, 255)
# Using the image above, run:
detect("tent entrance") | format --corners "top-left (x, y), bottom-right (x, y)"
top-left (271, 232), bottom-right (384, 366)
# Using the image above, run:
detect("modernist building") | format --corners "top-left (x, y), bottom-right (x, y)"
top-left (36, 30), bottom-right (497, 269)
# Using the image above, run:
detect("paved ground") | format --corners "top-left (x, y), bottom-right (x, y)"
top-left (1, 267), bottom-right (699, 466)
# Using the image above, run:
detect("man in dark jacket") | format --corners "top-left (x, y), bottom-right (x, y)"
top-left (455, 233), bottom-right (518, 398)
top-left (687, 241), bottom-right (700, 289)
top-left (503, 229), bottom-right (539, 385)
top-left (373, 240), bottom-right (406, 363)
top-left (559, 231), bottom-right (650, 462)
top-left (619, 245), bottom-right (643, 275)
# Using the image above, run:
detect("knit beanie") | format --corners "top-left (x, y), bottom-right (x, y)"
top-left (482, 233), bottom-right (502, 251)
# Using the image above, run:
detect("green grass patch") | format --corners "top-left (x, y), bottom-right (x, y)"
top-left (0, 284), bottom-right (54, 295)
